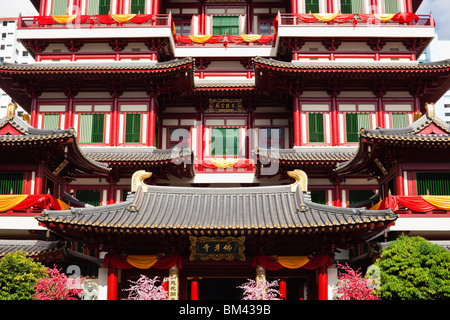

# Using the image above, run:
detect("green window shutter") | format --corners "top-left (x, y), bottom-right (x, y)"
top-left (351, 0), bottom-right (364, 13)
top-left (340, 0), bottom-right (352, 14)
top-left (79, 114), bottom-right (104, 143)
top-left (99, 0), bottom-right (111, 15)
top-left (384, 0), bottom-right (399, 13)
top-left (130, 0), bottom-right (145, 14)
top-left (416, 172), bottom-right (450, 195)
top-left (348, 189), bottom-right (374, 206)
top-left (86, 0), bottom-right (100, 15)
top-left (212, 16), bottom-right (240, 35)
top-left (311, 190), bottom-right (327, 205)
top-left (346, 113), bottom-right (369, 142)
top-left (211, 127), bottom-right (240, 156)
top-left (391, 113), bottom-right (407, 128)
top-left (52, 0), bottom-right (68, 15)
top-left (76, 189), bottom-right (101, 206)
top-left (125, 113), bottom-right (141, 143)
top-left (122, 189), bottom-right (130, 201)
top-left (308, 113), bottom-right (324, 143)
top-left (0, 172), bottom-right (24, 194)
top-left (43, 113), bottom-right (59, 130)
top-left (92, 114), bottom-right (105, 143)
top-left (305, 0), bottom-right (319, 13)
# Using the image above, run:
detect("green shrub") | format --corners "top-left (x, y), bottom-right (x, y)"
top-left (0, 251), bottom-right (48, 300)
top-left (374, 235), bottom-right (450, 300)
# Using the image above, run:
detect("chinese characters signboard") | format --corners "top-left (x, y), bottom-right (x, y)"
top-left (208, 98), bottom-right (243, 113)
top-left (189, 236), bottom-right (245, 261)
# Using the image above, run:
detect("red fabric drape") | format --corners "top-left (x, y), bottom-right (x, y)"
top-left (227, 35), bottom-right (245, 44)
top-left (378, 195), bottom-right (438, 212)
top-left (233, 159), bottom-right (254, 168)
top-left (253, 255), bottom-right (330, 271)
top-left (73, 15), bottom-right (92, 24)
top-left (129, 14), bottom-right (156, 24)
top-left (13, 194), bottom-right (63, 211)
top-left (256, 35), bottom-right (274, 44)
top-left (296, 14), bottom-right (318, 23)
top-left (34, 16), bottom-right (57, 25)
top-left (392, 12), bottom-right (419, 24)
top-left (177, 35), bottom-right (223, 44)
top-left (358, 14), bottom-right (377, 24)
top-left (332, 14), bottom-right (355, 23)
top-left (94, 15), bottom-right (116, 24)
top-left (104, 254), bottom-right (182, 270)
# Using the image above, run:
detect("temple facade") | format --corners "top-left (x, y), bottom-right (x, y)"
top-left (0, 0), bottom-right (449, 300)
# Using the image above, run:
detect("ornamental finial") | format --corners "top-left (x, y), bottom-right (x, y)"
top-left (287, 169), bottom-right (308, 192)
top-left (425, 102), bottom-right (435, 119)
top-left (6, 103), bottom-right (17, 119)
top-left (131, 170), bottom-right (152, 192)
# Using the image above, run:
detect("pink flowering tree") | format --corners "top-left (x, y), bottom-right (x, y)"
top-left (238, 278), bottom-right (280, 300)
top-left (34, 265), bottom-right (85, 300)
top-left (333, 262), bottom-right (379, 300)
top-left (124, 275), bottom-right (168, 300)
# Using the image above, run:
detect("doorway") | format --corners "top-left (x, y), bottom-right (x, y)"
top-left (195, 278), bottom-right (247, 300)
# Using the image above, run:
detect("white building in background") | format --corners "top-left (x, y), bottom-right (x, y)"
top-left (0, 17), bottom-right (35, 118)
top-left (419, 36), bottom-right (450, 123)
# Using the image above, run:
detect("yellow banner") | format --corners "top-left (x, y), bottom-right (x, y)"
top-left (126, 255), bottom-right (158, 269)
top-left (0, 195), bottom-right (28, 212)
top-left (373, 14), bottom-right (395, 22)
top-left (111, 14), bottom-right (136, 23)
top-left (277, 256), bottom-right (309, 269)
top-left (210, 158), bottom-right (239, 168)
top-left (52, 15), bottom-right (77, 24)
top-left (188, 35), bottom-right (212, 43)
top-left (240, 34), bottom-right (262, 42)
top-left (420, 196), bottom-right (450, 211)
top-left (312, 13), bottom-right (339, 22)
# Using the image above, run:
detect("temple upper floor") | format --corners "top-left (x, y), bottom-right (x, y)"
top-left (17, 0), bottom-right (435, 65)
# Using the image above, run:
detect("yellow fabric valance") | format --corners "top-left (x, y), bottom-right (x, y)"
top-left (51, 15), bottom-right (77, 24)
top-left (189, 35), bottom-right (212, 43)
top-left (277, 256), bottom-right (309, 269)
top-left (312, 13), bottom-right (339, 22)
top-left (210, 158), bottom-right (239, 168)
top-left (373, 14), bottom-right (395, 22)
top-left (126, 255), bottom-right (158, 269)
top-left (240, 34), bottom-right (262, 42)
top-left (111, 14), bottom-right (136, 23)
top-left (420, 196), bottom-right (450, 211)
top-left (0, 195), bottom-right (28, 212)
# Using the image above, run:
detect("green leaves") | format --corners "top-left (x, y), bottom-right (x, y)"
top-left (374, 235), bottom-right (450, 300)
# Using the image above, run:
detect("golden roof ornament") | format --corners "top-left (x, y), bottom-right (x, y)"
top-left (287, 169), bottom-right (308, 192)
top-left (6, 103), bottom-right (17, 119)
top-left (131, 170), bottom-right (152, 192)
top-left (425, 102), bottom-right (435, 119)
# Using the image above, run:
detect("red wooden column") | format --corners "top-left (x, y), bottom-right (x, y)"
top-left (116, 0), bottom-right (124, 14)
top-left (39, 0), bottom-right (47, 16)
top-left (107, 265), bottom-right (118, 300)
top-left (279, 279), bottom-right (287, 300)
top-left (293, 94), bottom-right (301, 147)
top-left (152, 0), bottom-right (160, 15)
top-left (191, 278), bottom-right (199, 300)
top-left (30, 97), bottom-right (38, 128)
top-left (370, 0), bottom-right (378, 13)
top-left (318, 263), bottom-right (328, 300)
top-left (110, 93), bottom-right (119, 146)
top-left (148, 95), bottom-right (157, 147)
top-left (290, 0), bottom-right (297, 14)
top-left (405, 0), bottom-right (413, 12)
top-left (35, 164), bottom-right (44, 195)
top-left (326, 0), bottom-right (334, 13)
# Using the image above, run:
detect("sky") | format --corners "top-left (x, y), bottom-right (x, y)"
top-left (0, 0), bottom-right (448, 39)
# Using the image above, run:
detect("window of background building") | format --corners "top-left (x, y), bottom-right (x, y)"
top-left (125, 113), bottom-right (141, 143)
top-left (131, 0), bottom-right (145, 14)
top-left (78, 113), bottom-right (105, 144)
top-left (212, 16), bottom-right (240, 35)
top-left (345, 113), bottom-right (370, 142)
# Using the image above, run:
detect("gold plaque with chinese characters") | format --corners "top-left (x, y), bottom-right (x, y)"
top-left (208, 98), bottom-right (243, 113)
top-left (189, 236), bottom-right (245, 261)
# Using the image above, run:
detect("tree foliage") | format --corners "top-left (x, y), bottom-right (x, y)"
top-left (374, 235), bottom-right (450, 300)
top-left (123, 275), bottom-right (168, 300)
top-left (238, 278), bottom-right (280, 300)
top-left (0, 251), bottom-right (48, 300)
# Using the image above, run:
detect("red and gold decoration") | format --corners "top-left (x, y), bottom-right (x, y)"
top-left (189, 236), bottom-right (245, 261)
top-left (252, 255), bottom-right (331, 270)
top-left (103, 254), bottom-right (182, 270)
top-left (0, 194), bottom-right (69, 212)
top-left (371, 195), bottom-right (450, 212)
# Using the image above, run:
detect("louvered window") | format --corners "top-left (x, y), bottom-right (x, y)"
top-left (76, 189), bottom-right (101, 206)
top-left (416, 172), bottom-right (450, 195)
top-left (391, 113), bottom-right (407, 128)
top-left (308, 113), bottom-right (324, 143)
top-left (305, 0), bottom-right (319, 13)
top-left (348, 189), bottom-right (375, 206)
top-left (131, 0), bottom-right (146, 14)
top-left (87, 0), bottom-right (111, 15)
top-left (125, 113), bottom-right (141, 143)
top-left (79, 113), bottom-right (104, 144)
top-left (43, 113), bottom-right (60, 130)
top-left (0, 172), bottom-right (23, 194)
top-left (212, 16), bottom-right (240, 35)
top-left (340, 0), bottom-right (364, 13)
top-left (52, 0), bottom-right (68, 15)
top-left (384, 0), bottom-right (399, 13)
top-left (346, 113), bottom-right (370, 142)
top-left (311, 190), bottom-right (327, 205)
top-left (211, 127), bottom-right (240, 156)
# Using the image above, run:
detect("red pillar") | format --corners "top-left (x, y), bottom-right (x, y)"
top-left (35, 164), bottom-right (43, 195)
top-left (148, 95), bottom-right (157, 147)
top-left (279, 279), bottom-right (287, 300)
top-left (318, 263), bottom-right (328, 300)
top-left (116, 0), bottom-right (123, 14)
top-left (111, 93), bottom-right (120, 146)
top-left (290, 0), bottom-right (297, 14)
top-left (107, 265), bottom-right (118, 300)
top-left (40, 0), bottom-right (47, 16)
top-left (370, 0), bottom-right (378, 13)
top-left (152, 0), bottom-right (160, 15)
top-left (406, 0), bottom-right (413, 12)
top-left (326, 0), bottom-right (334, 13)
top-left (293, 95), bottom-right (301, 147)
top-left (191, 278), bottom-right (199, 300)
top-left (396, 163), bottom-right (404, 195)
top-left (30, 97), bottom-right (38, 128)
